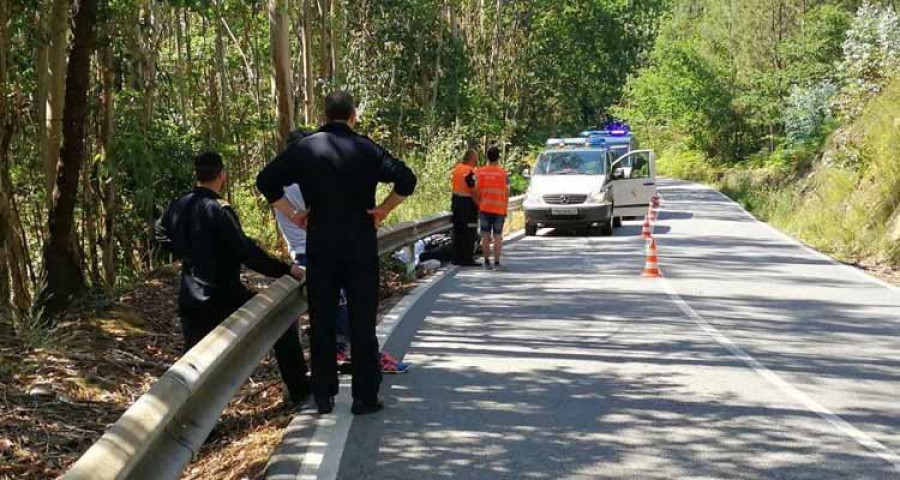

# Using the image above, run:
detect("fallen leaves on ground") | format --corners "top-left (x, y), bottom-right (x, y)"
top-left (1, 262), bottom-right (419, 480)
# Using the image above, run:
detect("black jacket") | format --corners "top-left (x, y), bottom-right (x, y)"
top-left (156, 187), bottom-right (290, 308)
top-left (256, 122), bottom-right (417, 231)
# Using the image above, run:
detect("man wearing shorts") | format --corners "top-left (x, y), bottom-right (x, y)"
top-left (475, 146), bottom-right (509, 271)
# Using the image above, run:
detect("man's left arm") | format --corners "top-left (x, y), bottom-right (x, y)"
top-left (257, 147), bottom-right (308, 227)
top-left (369, 141), bottom-right (418, 226)
top-left (218, 205), bottom-right (292, 278)
top-left (154, 204), bottom-right (176, 256)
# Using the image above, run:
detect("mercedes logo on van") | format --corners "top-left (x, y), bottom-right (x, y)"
top-left (559, 195), bottom-right (570, 204)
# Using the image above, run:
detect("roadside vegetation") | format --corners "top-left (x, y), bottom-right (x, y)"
top-left (1, 1), bottom-right (668, 478)
top-left (614, 0), bottom-right (900, 272)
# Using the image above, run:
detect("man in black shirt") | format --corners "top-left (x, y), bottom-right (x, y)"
top-left (156, 151), bottom-right (310, 405)
top-left (256, 91), bottom-right (417, 415)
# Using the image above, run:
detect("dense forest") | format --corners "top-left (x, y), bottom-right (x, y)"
top-left (616, 0), bottom-right (900, 269)
top-left (0, 0), bottom-right (669, 324)
top-left (3, 0), bottom-right (899, 330)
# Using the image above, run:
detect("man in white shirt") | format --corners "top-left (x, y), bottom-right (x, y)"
top-left (274, 130), bottom-right (408, 375)
top-left (274, 183), bottom-right (309, 264)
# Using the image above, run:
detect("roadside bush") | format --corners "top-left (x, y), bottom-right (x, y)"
top-left (656, 145), bottom-right (719, 183)
top-left (783, 82), bottom-right (837, 145)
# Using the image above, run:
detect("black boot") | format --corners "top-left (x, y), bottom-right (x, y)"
top-left (316, 396), bottom-right (335, 414)
top-left (351, 397), bottom-right (384, 415)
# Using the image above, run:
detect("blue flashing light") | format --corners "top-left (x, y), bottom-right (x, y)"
top-left (604, 121), bottom-right (630, 136)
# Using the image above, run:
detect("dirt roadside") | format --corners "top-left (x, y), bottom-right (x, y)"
top-left (0, 263), bottom-right (422, 480)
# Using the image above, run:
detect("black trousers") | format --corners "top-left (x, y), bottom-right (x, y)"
top-left (451, 195), bottom-right (478, 264)
top-left (179, 286), bottom-right (310, 401)
top-left (306, 224), bottom-right (381, 404)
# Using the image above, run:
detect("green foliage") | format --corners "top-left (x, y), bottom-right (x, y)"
top-left (780, 5), bottom-right (853, 85)
top-left (783, 82), bottom-right (837, 144)
top-left (508, 173), bottom-right (529, 195)
top-left (615, 1), bottom-right (860, 166)
top-left (614, 26), bottom-right (737, 160)
top-left (2, 306), bottom-right (59, 351)
top-left (655, 145), bottom-right (720, 184)
top-left (719, 76), bottom-right (900, 267)
top-left (834, 1), bottom-right (900, 115)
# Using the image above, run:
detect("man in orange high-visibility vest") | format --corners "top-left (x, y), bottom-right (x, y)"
top-left (475, 146), bottom-right (509, 271)
top-left (450, 150), bottom-right (480, 266)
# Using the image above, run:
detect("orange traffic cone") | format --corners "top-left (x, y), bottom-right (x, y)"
top-left (642, 238), bottom-right (662, 278)
top-left (641, 216), bottom-right (653, 239)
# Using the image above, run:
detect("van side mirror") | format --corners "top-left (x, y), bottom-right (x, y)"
top-left (611, 168), bottom-right (625, 180)
top-left (522, 167), bottom-right (531, 178)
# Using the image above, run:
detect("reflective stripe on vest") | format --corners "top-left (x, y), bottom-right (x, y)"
top-left (451, 164), bottom-right (475, 196)
top-left (475, 165), bottom-right (508, 215)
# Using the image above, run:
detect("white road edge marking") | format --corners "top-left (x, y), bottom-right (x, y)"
top-left (293, 230), bottom-right (527, 480)
top-left (705, 183), bottom-right (900, 295)
top-left (660, 277), bottom-right (900, 472)
top-left (655, 186), bottom-right (900, 471)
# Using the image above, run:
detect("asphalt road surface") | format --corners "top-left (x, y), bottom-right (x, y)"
top-left (276, 179), bottom-right (900, 480)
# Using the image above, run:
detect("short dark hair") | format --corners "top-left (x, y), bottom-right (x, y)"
top-left (194, 151), bottom-right (224, 183)
top-left (487, 146), bottom-right (501, 163)
top-left (462, 149), bottom-right (478, 164)
top-left (324, 90), bottom-right (356, 122)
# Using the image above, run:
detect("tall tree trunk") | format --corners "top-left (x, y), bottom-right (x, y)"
top-left (318, 0), bottom-right (332, 83)
top-left (39, 0), bottom-right (70, 208)
top-left (0, 238), bottom-right (9, 313)
top-left (302, 0), bottom-right (316, 123)
top-left (0, 0), bottom-right (31, 313)
top-left (212, 1), bottom-right (232, 148)
top-left (35, 0), bottom-right (97, 318)
top-left (99, 42), bottom-right (116, 287)
top-left (330, 0), bottom-right (340, 84)
top-left (269, 0), bottom-right (294, 151)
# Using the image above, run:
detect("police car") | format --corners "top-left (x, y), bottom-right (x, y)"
top-left (522, 128), bottom-right (656, 236)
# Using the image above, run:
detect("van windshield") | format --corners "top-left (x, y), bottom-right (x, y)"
top-left (534, 150), bottom-right (608, 175)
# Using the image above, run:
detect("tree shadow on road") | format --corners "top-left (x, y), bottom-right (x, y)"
top-left (335, 234), bottom-right (897, 479)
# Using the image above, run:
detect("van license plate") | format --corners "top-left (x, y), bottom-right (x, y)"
top-left (551, 208), bottom-right (579, 216)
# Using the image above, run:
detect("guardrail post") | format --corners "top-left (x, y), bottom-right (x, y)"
top-left (401, 243), bottom-right (416, 277)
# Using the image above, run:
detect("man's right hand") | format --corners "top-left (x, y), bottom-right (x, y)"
top-left (291, 210), bottom-right (309, 229)
top-left (290, 264), bottom-right (306, 281)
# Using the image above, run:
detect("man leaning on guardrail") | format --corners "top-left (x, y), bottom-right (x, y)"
top-left (155, 151), bottom-right (311, 406)
top-left (256, 90), bottom-right (417, 416)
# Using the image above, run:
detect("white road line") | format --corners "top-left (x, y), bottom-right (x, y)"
top-left (652, 188), bottom-right (900, 471)
top-left (701, 182), bottom-right (900, 295)
top-left (290, 229), bottom-right (526, 480)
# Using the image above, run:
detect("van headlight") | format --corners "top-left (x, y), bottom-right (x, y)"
top-left (589, 188), bottom-right (611, 204)
top-left (525, 190), bottom-right (542, 204)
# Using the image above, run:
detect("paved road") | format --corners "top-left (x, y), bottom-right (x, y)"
top-left (278, 179), bottom-right (900, 479)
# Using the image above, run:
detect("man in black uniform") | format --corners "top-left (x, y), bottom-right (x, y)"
top-left (256, 91), bottom-right (416, 416)
top-left (156, 151), bottom-right (310, 405)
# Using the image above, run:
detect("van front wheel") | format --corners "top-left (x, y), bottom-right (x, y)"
top-left (525, 223), bottom-right (538, 236)
top-left (599, 217), bottom-right (614, 236)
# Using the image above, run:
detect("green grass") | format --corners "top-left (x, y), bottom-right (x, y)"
top-left (712, 78), bottom-right (900, 267)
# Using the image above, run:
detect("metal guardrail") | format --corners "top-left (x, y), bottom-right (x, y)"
top-left (64, 195), bottom-right (524, 480)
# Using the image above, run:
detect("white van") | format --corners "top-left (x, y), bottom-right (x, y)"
top-left (523, 144), bottom-right (656, 236)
